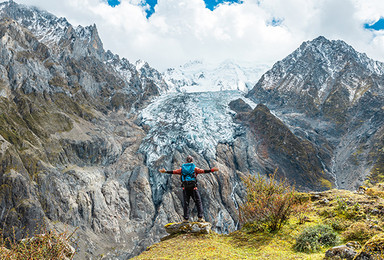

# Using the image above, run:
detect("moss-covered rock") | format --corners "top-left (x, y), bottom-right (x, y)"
top-left (354, 233), bottom-right (384, 260)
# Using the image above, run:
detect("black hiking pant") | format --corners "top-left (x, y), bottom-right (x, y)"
top-left (183, 187), bottom-right (203, 220)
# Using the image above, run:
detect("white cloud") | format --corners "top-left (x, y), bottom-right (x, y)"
top-left (14, 0), bottom-right (384, 71)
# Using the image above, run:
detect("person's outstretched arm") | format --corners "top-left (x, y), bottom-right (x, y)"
top-left (159, 168), bottom-right (182, 175)
top-left (194, 167), bottom-right (219, 175)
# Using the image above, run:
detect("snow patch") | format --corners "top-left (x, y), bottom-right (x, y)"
top-left (135, 59), bottom-right (146, 70)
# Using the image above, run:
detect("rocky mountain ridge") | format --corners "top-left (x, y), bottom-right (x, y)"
top-left (248, 36), bottom-right (384, 113)
top-left (246, 36), bottom-right (384, 190)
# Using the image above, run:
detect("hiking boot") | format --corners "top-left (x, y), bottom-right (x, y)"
top-left (197, 217), bottom-right (205, 222)
top-left (182, 219), bottom-right (189, 223)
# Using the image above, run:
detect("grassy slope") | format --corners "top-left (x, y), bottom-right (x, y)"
top-left (133, 222), bottom-right (324, 259)
top-left (133, 188), bottom-right (384, 260)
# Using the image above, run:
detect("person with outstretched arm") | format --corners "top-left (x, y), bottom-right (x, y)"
top-left (159, 155), bottom-right (219, 222)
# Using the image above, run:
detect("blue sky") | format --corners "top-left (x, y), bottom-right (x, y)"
top-left (16, 0), bottom-right (384, 71)
top-left (107, 0), bottom-right (383, 32)
top-left (204, 0), bottom-right (243, 11)
top-left (107, 0), bottom-right (120, 7)
top-left (107, 0), bottom-right (244, 17)
top-left (365, 18), bottom-right (384, 30)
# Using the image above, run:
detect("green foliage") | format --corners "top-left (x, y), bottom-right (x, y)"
top-left (335, 197), bottom-right (348, 213)
top-left (323, 218), bottom-right (352, 231)
top-left (0, 228), bottom-right (77, 259)
top-left (367, 168), bottom-right (384, 185)
top-left (317, 208), bottom-right (336, 218)
top-left (366, 136), bottom-right (384, 185)
top-left (342, 222), bottom-right (377, 243)
top-left (294, 224), bottom-right (338, 253)
top-left (319, 178), bottom-right (333, 189)
top-left (334, 197), bottom-right (363, 220)
top-left (366, 187), bottom-right (384, 199)
top-left (293, 192), bottom-right (311, 204)
top-left (239, 171), bottom-right (299, 232)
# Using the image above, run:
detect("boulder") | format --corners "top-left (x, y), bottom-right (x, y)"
top-left (325, 245), bottom-right (357, 260)
top-left (164, 222), bottom-right (212, 235)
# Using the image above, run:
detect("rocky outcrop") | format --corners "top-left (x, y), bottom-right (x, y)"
top-left (229, 98), bottom-right (252, 114)
top-left (325, 245), bottom-right (357, 260)
top-left (164, 222), bottom-right (212, 235)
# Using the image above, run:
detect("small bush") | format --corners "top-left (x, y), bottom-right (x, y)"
top-left (323, 218), bottom-right (352, 231)
top-left (0, 228), bottom-right (76, 259)
top-left (318, 208), bottom-right (336, 218)
top-left (342, 222), bottom-right (377, 243)
top-left (335, 197), bottom-right (348, 214)
top-left (334, 197), bottom-right (364, 220)
top-left (295, 201), bottom-right (311, 225)
top-left (293, 192), bottom-right (311, 204)
top-left (294, 224), bottom-right (338, 253)
top-left (239, 171), bottom-right (300, 232)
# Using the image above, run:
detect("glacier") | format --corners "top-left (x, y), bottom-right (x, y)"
top-left (139, 91), bottom-right (256, 165)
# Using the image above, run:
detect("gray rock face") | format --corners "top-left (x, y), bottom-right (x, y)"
top-left (233, 103), bottom-right (333, 191)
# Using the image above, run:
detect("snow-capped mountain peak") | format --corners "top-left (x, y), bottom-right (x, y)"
top-left (0, 0), bottom-right (104, 58)
top-left (163, 59), bottom-right (270, 93)
top-left (249, 36), bottom-right (384, 106)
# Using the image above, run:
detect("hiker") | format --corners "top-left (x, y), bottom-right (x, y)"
top-left (159, 156), bottom-right (219, 222)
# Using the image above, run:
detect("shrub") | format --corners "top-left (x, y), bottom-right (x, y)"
top-left (318, 208), bottom-right (336, 218)
top-left (323, 218), bottom-right (352, 231)
top-left (294, 224), bottom-right (338, 253)
top-left (294, 200), bottom-right (311, 224)
top-left (293, 192), bottom-right (311, 204)
top-left (335, 197), bottom-right (348, 214)
top-left (0, 228), bottom-right (77, 259)
top-left (334, 197), bottom-right (364, 220)
top-left (342, 222), bottom-right (377, 243)
top-left (239, 171), bottom-right (299, 232)
top-left (366, 188), bottom-right (384, 199)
